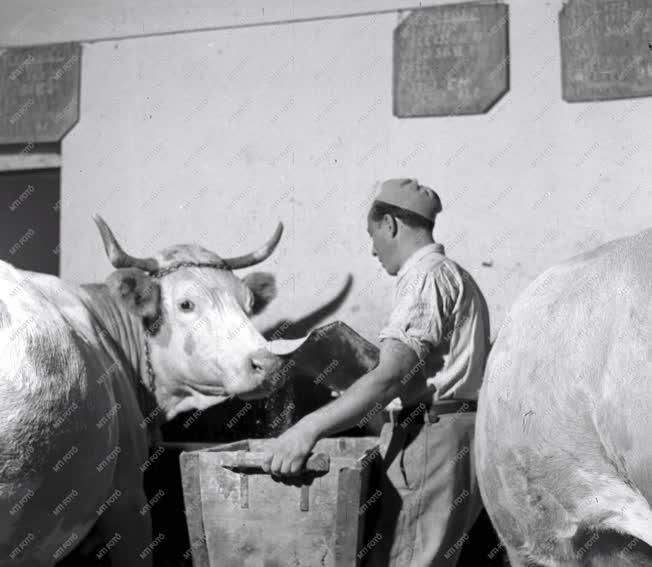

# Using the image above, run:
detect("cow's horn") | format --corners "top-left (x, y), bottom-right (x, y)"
top-left (224, 223), bottom-right (284, 270)
top-left (93, 214), bottom-right (159, 272)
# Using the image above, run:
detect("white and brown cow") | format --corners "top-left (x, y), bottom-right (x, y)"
top-left (0, 215), bottom-right (299, 566)
top-left (476, 227), bottom-right (652, 566)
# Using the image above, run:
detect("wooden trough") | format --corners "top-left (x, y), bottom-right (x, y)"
top-left (180, 437), bottom-right (380, 567)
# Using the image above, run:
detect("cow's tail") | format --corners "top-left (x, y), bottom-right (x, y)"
top-left (600, 499), bottom-right (652, 549)
top-left (574, 490), bottom-right (652, 565)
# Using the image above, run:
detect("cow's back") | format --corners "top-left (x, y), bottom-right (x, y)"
top-left (0, 261), bottom-right (124, 565)
top-left (476, 228), bottom-right (652, 564)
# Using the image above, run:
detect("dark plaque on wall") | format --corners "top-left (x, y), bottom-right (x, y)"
top-left (0, 43), bottom-right (81, 144)
top-left (560, 0), bottom-right (652, 102)
top-left (393, 3), bottom-right (509, 118)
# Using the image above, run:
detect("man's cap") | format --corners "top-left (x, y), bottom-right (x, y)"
top-left (374, 178), bottom-right (442, 222)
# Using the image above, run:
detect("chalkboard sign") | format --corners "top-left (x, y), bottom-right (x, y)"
top-left (560, 0), bottom-right (652, 102)
top-left (0, 43), bottom-right (81, 144)
top-left (393, 3), bottom-right (509, 118)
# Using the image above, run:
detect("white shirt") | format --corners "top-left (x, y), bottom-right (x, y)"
top-left (378, 243), bottom-right (491, 405)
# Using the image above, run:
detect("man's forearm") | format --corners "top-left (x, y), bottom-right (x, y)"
top-left (301, 367), bottom-right (401, 439)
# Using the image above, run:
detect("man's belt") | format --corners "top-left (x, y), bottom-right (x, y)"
top-left (386, 399), bottom-right (477, 426)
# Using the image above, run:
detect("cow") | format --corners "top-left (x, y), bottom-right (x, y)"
top-left (0, 215), bottom-right (301, 566)
top-left (475, 227), bottom-right (652, 566)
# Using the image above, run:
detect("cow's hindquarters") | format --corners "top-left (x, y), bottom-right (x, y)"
top-left (476, 230), bottom-right (652, 566)
top-left (0, 267), bottom-right (152, 566)
top-left (0, 311), bottom-right (119, 564)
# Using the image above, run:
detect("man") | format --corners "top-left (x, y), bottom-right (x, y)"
top-left (263, 178), bottom-right (491, 566)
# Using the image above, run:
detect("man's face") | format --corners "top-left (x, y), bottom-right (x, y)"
top-left (367, 215), bottom-right (400, 275)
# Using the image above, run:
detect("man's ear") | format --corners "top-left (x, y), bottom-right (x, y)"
top-left (106, 268), bottom-right (161, 320)
top-left (382, 213), bottom-right (398, 237)
top-left (242, 272), bottom-right (277, 315)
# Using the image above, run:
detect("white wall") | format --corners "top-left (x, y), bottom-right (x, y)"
top-left (0, 0), bottom-right (484, 47)
top-left (55, 1), bottom-right (651, 343)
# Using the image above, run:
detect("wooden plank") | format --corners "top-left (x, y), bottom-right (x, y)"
top-left (181, 438), bottom-right (380, 567)
top-left (393, 2), bottom-right (510, 117)
top-left (0, 43), bottom-right (81, 143)
top-left (179, 451), bottom-right (211, 567)
top-left (239, 474), bottom-right (249, 509)
top-left (334, 468), bottom-right (363, 566)
top-left (217, 451), bottom-right (330, 473)
top-left (198, 452), bottom-right (334, 566)
top-left (560, 0), bottom-right (652, 102)
top-left (0, 151), bottom-right (60, 171)
top-left (299, 485), bottom-right (310, 511)
top-left (158, 441), bottom-right (224, 452)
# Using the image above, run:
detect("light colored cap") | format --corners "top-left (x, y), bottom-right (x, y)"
top-left (375, 178), bottom-right (442, 222)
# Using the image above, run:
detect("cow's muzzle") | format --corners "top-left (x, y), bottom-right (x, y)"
top-left (236, 348), bottom-right (288, 400)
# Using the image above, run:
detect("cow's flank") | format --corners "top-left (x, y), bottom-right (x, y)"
top-left (476, 226), bottom-right (652, 566)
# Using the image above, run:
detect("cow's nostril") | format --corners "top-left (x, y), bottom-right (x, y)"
top-left (249, 357), bottom-right (264, 373)
top-left (247, 349), bottom-right (283, 382)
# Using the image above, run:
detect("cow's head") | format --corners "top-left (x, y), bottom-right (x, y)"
top-left (93, 215), bottom-right (301, 418)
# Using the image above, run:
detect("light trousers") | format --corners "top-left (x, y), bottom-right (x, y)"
top-left (364, 412), bottom-right (483, 567)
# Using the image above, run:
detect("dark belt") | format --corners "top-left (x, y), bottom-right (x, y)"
top-left (386, 399), bottom-right (477, 426)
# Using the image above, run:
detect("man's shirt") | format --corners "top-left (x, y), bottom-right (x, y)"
top-left (378, 243), bottom-right (490, 405)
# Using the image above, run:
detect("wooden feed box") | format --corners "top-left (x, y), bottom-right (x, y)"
top-left (180, 437), bottom-right (380, 567)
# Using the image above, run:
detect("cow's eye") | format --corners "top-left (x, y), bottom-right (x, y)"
top-left (178, 300), bottom-right (195, 312)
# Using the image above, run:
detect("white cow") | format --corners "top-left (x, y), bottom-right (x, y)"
top-left (0, 216), bottom-right (299, 566)
top-left (476, 227), bottom-right (652, 566)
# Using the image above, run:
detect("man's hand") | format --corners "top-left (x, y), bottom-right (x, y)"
top-left (262, 419), bottom-right (319, 476)
top-left (261, 339), bottom-right (420, 476)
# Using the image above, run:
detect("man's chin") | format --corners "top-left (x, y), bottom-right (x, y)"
top-left (378, 261), bottom-right (394, 275)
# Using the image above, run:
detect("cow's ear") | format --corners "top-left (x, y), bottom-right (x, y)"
top-left (242, 272), bottom-right (277, 315)
top-left (106, 268), bottom-right (161, 320)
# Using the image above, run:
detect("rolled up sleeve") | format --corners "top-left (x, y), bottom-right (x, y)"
top-left (379, 271), bottom-right (453, 361)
